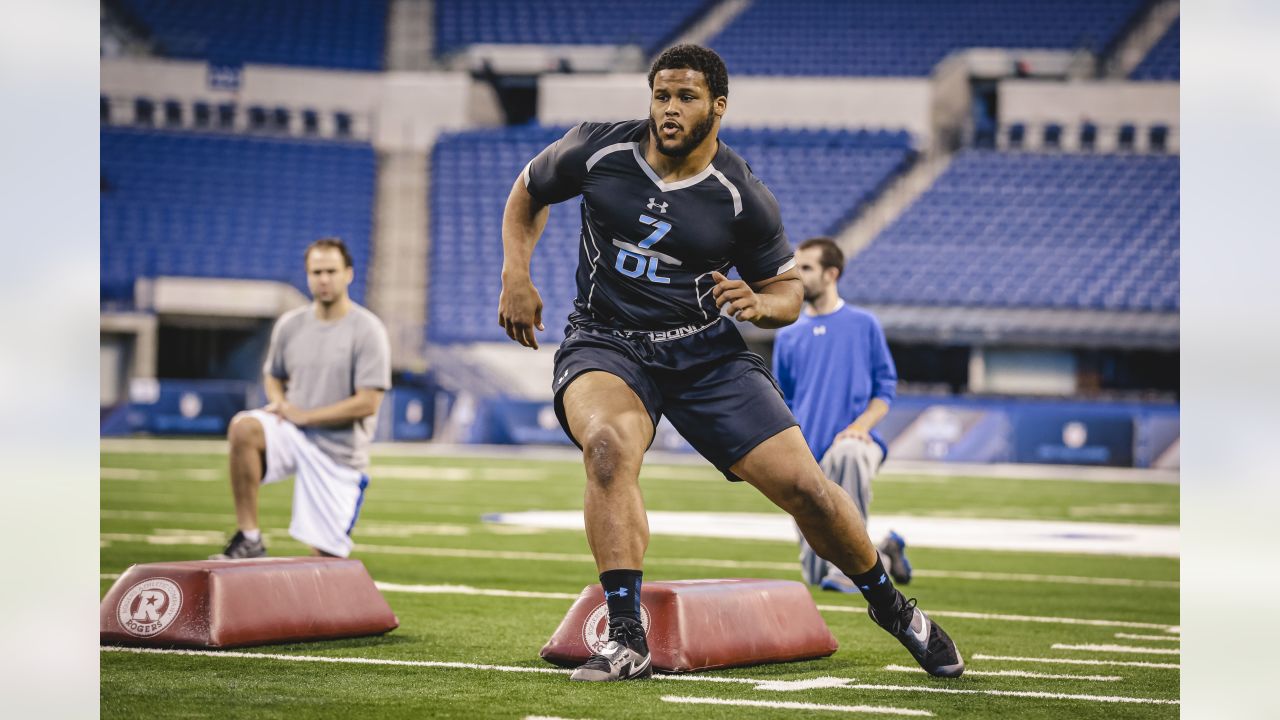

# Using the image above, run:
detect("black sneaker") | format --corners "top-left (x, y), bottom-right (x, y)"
top-left (878, 531), bottom-right (913, 585)
top-left (869, 592), bottom-right (964, 678)
top-left (569, 617), bottom-right (653, 682)
top-left (209, 530), bottom-right (266, 560)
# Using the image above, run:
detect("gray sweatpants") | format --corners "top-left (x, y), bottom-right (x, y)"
top-left (798, 438), bottom-right (886, 585)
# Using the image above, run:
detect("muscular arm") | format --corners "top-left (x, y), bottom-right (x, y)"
top-left (710, 268), bottom-right (803, 329)
top-left (498, 179), bottom-right (551, 349)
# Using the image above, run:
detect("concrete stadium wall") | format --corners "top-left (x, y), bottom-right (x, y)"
top-left (537, 74), bottom-right (934, 143)
top-left (100, 58), bottom-right (501, 150)
top-left (998, 80), bottom-right (1179, 151)
top-left (999, 80), bottom-right (1179, 126)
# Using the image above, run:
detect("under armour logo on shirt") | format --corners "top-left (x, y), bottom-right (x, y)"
top-left (813, 325), bottom-right (827, 336)
top-left (646, 197), bottom-right (668, 214)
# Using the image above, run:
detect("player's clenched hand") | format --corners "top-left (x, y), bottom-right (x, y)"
top-left (710, 271), bottom-right (763, 322)
top-left (267, 400), bottom-right (309, 427)
top-left (497, 274), bottom-right (545, 349)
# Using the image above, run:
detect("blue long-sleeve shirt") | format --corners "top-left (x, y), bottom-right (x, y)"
top-left (772, 302), bottom-right (898, 461)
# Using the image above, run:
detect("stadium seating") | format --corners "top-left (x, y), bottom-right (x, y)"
top-left (427, 126), bottom-right (914, 344)
top-left (433, 0), bottom-right (711, 56)
top-left (1130, 19), bottom-right (1179, 81)
top-left (709, 0), bottom-right (1147, 76)
top-left (101, 128), bottom-right (375, 303)
top-left (115, 0), bottom-right (387, 70)
top-left (842, 151), bottom-right (1179, 312)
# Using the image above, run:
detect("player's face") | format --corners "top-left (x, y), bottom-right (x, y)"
top-left (648, 69), bottom-right (724, 158)
top-left (305, 247), bottom-right (353, 305)
top-left (796, 247), bottom-right (834, 303)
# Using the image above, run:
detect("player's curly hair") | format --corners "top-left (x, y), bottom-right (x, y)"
top-left (648, 44), bottom-right (729, 99)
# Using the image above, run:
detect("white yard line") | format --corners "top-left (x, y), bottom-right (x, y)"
top-left (912, 569), bottom-right (1176, 589)
top-left (100, 438), bottom-right (1178, 484)
top-left (1115, 633), bottom-right (1181, 642)
top-left (818, 606), bottom-right (1177, 632)
top-left (972, 653), bottom-right (1179, 669)
top-left (101, 646), bottom-right (570, 675)
top-left (880, 460), bottom-right (1178, 485)
top-left (833, 683), bottom-right (1178, 706)
top-left (367, 583), bottom-right (1177, 635)
top-left (98, 526), bottom-right (1175, 589)
top-left (1051, 643), bottom-right (1180, 656)
top-left (375, 582), bottom-right (579, 600)
top-left (485, 510), bottom-right (1180, 557)
top-left (882, 664), bottom-right (1122, 681)
top-left (101, 647), bottom-right (1178, 706)
top-left (100, 467), bottom-right (222, 482)
top-left (660, 696), bottom-right (932, 716)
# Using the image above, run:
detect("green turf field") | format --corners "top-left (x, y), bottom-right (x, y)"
top-left (101, 445), bottom-right (1180, 718)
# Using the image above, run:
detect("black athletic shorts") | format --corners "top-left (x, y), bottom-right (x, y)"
top-left (551, 310), bottom-right (798, 481)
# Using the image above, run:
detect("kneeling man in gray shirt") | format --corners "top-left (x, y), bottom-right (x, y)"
top-left (212, 237), bottom-right (391, 559)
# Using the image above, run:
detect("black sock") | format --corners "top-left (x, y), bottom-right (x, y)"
top-left (599, 569), bottom-right (643, 624)
top-left (849, 557), bottom-right (899, 615)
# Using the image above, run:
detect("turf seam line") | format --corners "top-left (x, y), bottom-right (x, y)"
top-left (816, 606), bottom-right (1177, 631)
top-left (881, 664), bottom-right (1123, 681)
top-left (972, 653), bottom-right (1179, 669)
top-left (1051, 643), bottom-right (1180, 655)
top-left (660, 695), bottom-right (933, 716)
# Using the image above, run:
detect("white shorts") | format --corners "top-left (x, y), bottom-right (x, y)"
top-left (244, 409), bottom-right (369, 558)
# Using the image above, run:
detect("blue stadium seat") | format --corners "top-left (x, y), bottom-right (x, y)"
top-left (116, 0), bottom-right (386, 70)
top-left (426, 125), bottom-right (914, 344)
top-left (709, 0), bottom-right (1146, 76)
top-left (100, 128), bottom-right (376, 304)
top-left (1130, 19), bottom-right (1179, 81)
top-left (842, 151), bottom-right (1179, 313)
top-left (434, 0), bottom-right (709, 56)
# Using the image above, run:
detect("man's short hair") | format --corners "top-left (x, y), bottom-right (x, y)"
top-left (305, 237), bottom-right (353, 269)
top-left (798, 237), bottom-right (844, 279)
top-left (648, 44), bottom-right (729, 99)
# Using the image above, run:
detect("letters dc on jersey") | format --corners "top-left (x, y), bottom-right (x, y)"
top-left (523, 120), bottom-right (796, 331)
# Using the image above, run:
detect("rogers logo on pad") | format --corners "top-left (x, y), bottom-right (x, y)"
top-left (116, 578), bottom-right (183, 637)
top-left (581, 601), bottom-right (651, 654)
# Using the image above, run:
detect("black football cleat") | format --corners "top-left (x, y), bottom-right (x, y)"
top-left (209, 530), bottom-right (267, 560)
top-left (869, 592), bottom-right (964, 678)
top-left (569, 617), bottom-right (653, 682)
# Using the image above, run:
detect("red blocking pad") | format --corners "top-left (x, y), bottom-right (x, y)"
top-left (100, 557), bottom-right (398, 648)
top-left (541, 578), bottom-right (837, 672)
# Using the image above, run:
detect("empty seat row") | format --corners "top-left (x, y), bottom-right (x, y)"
top-left (116, 0), bottom-right (386, 70)
top-left (101, 128), bottom-right (375, 304)
top-left (709, 0), bottom-right (1146, 76)
top-left (842, 150), bottom-right (1179, 312)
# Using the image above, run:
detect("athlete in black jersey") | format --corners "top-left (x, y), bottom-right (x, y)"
top-left (498, 45), bottom-right (963, 682)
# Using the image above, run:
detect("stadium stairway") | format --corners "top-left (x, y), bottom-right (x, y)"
top-left (387, 0), bottom-right (436, 71)
top-left (1102, 0), bottom-right (1180, 78)
top-left (369, 149), bottom-right (430, 369)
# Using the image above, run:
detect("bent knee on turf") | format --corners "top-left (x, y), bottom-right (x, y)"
top-left (227, 412), bottom-right (266, 450)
